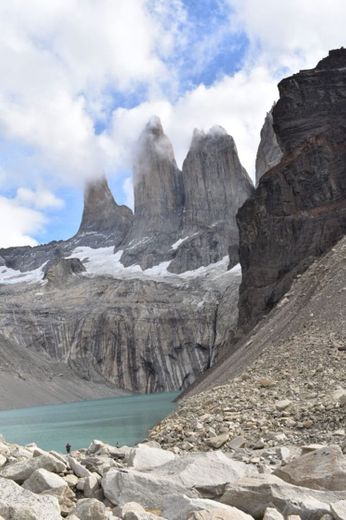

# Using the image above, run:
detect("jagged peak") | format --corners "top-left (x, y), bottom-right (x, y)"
top-left (188, 125), bottom-right (235, 153)
top-left (83, 175), bottom-right (116, 209)
top-left (77, 175), bottom-right (133, 238)
top-left (144, 115), bottom-right (164, 136)
top-left (316, 48), bottom-right (346, 70)
top-left (207, 125), bottom-right (228, 137)
top-left (136, 116), bottom-right (175, 164)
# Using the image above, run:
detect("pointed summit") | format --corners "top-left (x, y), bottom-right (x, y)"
top-left (76, 176), bottom-right (133, 247)
top-left (181, 126), bottom-right (253, 231)
top-left (120, 117), bottom-right (184, 269)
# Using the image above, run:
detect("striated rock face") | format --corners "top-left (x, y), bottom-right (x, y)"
top-left (255, 107), bottom-right (283, 185)
top-left (169, 127), bottom-right (253, 273)
top-left (120, 117), bottom-right (184, 270)
top-left (237, 48), bottom-right (346, 332)
top-left (0, 264), bottom-right (241, 397)
top-left (76, 176), bottom-right (133, 248)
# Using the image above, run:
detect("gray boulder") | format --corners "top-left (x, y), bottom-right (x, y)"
top-left (121, 502), bottom-right (166, 520)
top-left (262, 507), bottom-right (284, 520)
top-left (153, 451), bottom-right (258, 498)
top-left (160, 494), bottom-right (253, 520)
top-left (0, 454), bottom-right (66, 483)
top-left (70, 498), bottom-right (107, 520)
top-left (128, 444), bottom-right (176, 471)
top-left (274, 446), bottom-right (346, 491)
top-left (22, 468), bottom-right (68, 494)
top-left (68, 456), bottom-right (92, 478)
top-left (331, 501), bottom-right (346, 520)
top-left (0, 476), bottom-right (61, 519)
top-left (220, 475), bottom-right (346, 519)
top-left (101, 468), bottom-right (198, 508)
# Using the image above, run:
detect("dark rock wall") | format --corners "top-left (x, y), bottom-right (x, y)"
top-left (238, 49), bottom-right (346, 332)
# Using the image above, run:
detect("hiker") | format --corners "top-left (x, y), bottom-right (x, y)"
top-left (65, 442), bottom-right (71, 454)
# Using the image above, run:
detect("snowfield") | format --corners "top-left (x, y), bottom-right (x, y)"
top-left (0, 246), bottom-right (241, 285)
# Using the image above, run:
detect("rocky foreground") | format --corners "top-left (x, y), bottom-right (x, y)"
top-left (0, 436), bottom-right (345, 520)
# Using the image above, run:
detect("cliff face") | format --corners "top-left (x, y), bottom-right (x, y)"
top-left (169, 127), bottom-right (254, 273)
top-left (120, 117), bottom-right (184, 270)
top-left (237, 49), bottom-right (346, 332)
top-left (255, 108), bottom-right (283, 185)
top-left (76, 176), bottom-right (133, 248)
top-left (0, 259), bottom-right (241, 397)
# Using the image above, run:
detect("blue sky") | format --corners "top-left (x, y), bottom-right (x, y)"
top-left (0, 0), bottom-right (345, 247)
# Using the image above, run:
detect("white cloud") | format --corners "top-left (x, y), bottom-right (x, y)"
top-left (104, 0), bottom-right (346, 180)
top-left (106, 65), bottom-right (278, 179)
top-left (0, 0), bottom-right (186, 187)
top-left (228, 0), bottom-right (346, 72)
top-left (0, 196), bottom-right (45, 247)
top-left (16, 187), bottom-right (64, 210)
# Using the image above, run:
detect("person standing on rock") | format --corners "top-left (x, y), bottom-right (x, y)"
top-left (65, 442), bottom-right (71, 454)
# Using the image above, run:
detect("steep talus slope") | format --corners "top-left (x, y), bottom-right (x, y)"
top-left (238, 49), bottom-right (346, 332)
top-left (150, 236), bottom-right (346, 450)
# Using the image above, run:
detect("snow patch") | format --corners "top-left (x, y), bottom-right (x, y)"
top-left (0, 247), bottom-right (241, 286)
top-left (171, 236), bottom-right (189, 250)
top-left (0, 264), bottom-right (46, 285)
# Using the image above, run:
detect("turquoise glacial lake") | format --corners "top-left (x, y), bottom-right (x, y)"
top-left (0, 392), bottom-right (178, 453)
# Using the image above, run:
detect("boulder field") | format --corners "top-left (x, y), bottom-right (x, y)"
top-left (0, 436), bottom-right (345, 519)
